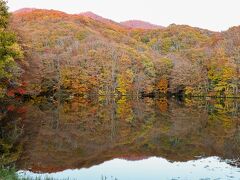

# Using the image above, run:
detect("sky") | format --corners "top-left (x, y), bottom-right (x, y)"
top-left (7, 0), bottom-right (240, 32)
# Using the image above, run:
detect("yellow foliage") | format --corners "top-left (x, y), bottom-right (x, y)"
top-left (117, 96), bottom-right (134, 122)
top-left (117, 69), bottom-right (134, 96)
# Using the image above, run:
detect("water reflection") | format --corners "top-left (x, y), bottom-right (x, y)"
top-left (18, 157), bottom-right (240, 180)
top-left (0, 97), bottom-right (240, 178)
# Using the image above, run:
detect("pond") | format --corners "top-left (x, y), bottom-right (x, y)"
top-left (0, 97), bottom-right (240, 179)
top-left (18, 157), bottom-right (240, 180)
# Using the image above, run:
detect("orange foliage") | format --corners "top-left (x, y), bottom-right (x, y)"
top-left (157, 78), bottom-right (168, 93)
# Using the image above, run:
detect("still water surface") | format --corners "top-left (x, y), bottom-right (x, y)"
top-left (18, 157), bottom-right (240, 180)
top-left (1, 97), bottom-right (240, 179)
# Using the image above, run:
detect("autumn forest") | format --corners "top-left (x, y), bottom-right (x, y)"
top-left (0, 5), bottom-right (239, 99)
top-left (1, 0), bottom-right (240, 179)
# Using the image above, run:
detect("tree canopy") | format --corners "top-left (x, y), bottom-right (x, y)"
top-left (6, 8), bottom-right (240, 98)
top-left (0, 0), bottom-right (23, 97)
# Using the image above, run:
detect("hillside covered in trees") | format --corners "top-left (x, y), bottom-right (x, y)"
top-left (2, 8), bottom-right (240, 98)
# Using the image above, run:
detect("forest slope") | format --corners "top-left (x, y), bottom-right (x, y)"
top-left (9, 9), bottom-right (240, 98)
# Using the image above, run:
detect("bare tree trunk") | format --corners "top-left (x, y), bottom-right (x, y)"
top-left (110, 98), bottom-right (117, 141)
top-left (54, 56), bottom-right (61, 93)
top-left (110, 49), bottom-right (119, 96)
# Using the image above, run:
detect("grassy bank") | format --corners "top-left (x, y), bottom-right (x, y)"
top-left (0, 168), bottom-right (64, 180)
top-left (0, 168), bottom-right (18, 180)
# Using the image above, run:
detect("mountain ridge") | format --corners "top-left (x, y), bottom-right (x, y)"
top-left (120, 20), bottom-right (163, 29)
top-left (13, 8), bottom-right (36, 14)
top-left (13, 8), bottom-right (164, 30)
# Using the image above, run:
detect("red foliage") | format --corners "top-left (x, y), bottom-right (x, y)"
top-left (21, 81), bottom-right (28, 86)
top-left (6, 86), bottom-right (26, 97)
top-left (16, 87), bottom-right (26, 95)
top-left (7, 105), bottom-right (15, 112)
top-left (6, 89), bottom-right (15, 97)
top-left (16, 106), bottom-right (27, 114)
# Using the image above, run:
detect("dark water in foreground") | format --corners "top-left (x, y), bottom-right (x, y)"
top-left (0, 97), bottom-right (240, 179)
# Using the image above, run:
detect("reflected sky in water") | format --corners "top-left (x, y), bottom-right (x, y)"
top-left (18, 157), bottom-right (240, 180)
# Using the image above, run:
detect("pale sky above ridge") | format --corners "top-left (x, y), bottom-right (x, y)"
top-left (7, 0), bottom-right (240, 31)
